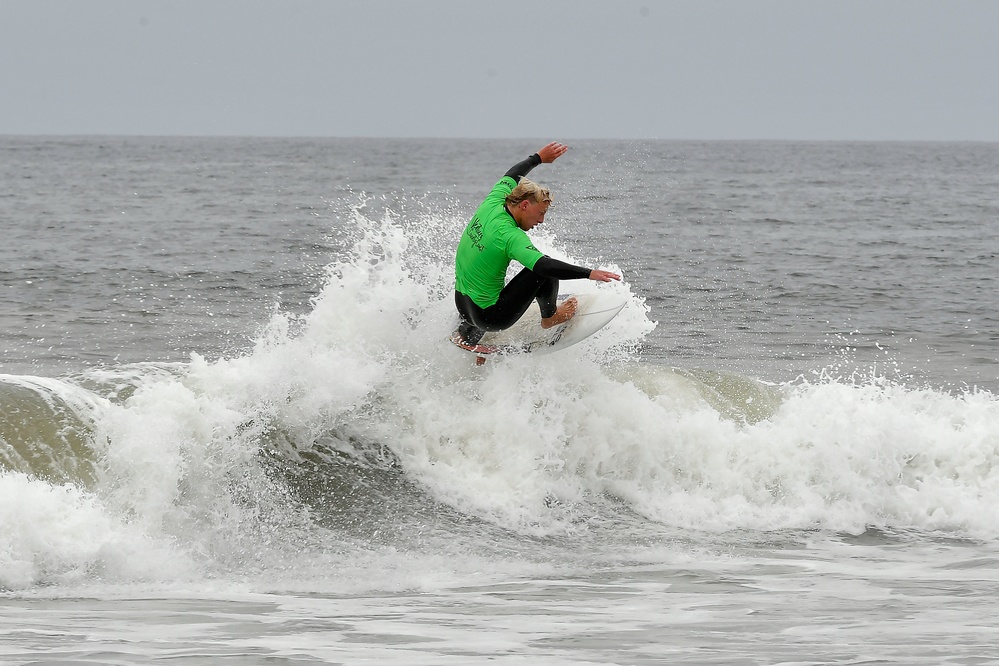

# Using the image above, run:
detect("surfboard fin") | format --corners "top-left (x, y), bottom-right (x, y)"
top-left (449, 330), bottom-right (501, 355)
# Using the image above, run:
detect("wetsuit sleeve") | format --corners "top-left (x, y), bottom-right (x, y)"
top-left (532, 256), bottom-right (591, 280)
top-left (504, 153), bottom-right (543, 182)
top-left (505, 229), bottom-right (545, 270)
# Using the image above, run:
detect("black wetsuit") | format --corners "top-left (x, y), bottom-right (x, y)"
top-left (455, 154), bottom-right (591, 345)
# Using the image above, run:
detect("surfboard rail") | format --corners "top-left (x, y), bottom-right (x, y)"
top-left (448, 292), bottom-right (627, 361)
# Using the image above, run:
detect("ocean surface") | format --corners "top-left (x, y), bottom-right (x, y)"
top-left (2, 136), bottom-right (998, 664)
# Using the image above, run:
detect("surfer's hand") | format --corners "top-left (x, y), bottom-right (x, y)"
top-left (537, 142), bottom-right (568, 163)
top-left (589, 269), bottom-right (621, 282)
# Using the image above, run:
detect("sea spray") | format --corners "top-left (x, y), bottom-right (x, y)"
top-left (4, 193), bottom-right (999, 594)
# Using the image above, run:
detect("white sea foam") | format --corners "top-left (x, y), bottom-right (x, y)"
top-left (373, 352), bottom-right (999, 537)
top-left (4, 200), bottom-right (998, 594)
top-left (0, 471), bottom-right (196, 590)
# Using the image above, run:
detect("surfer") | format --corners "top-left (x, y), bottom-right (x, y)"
top-left (454, 142), bottom-right (621, 345)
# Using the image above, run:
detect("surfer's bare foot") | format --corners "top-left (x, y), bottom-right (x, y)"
top-left (541, 297), bottom-right (578, 329)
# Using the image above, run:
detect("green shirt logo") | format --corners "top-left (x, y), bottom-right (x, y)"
top-left (455, 177), bottom-right (544, 308)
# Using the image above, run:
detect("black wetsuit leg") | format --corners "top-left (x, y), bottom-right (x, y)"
top-left (455, 268), bottom-right (559, 344)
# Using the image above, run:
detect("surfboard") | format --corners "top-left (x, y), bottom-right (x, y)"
top-left (449, 292), bottom-right (627, 361)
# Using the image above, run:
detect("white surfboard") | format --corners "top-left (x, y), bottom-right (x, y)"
top-left (449, 292), bottom-right (627, 358)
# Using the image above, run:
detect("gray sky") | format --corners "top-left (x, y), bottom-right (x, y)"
top-left (2, 0), bottom-right (997, 141)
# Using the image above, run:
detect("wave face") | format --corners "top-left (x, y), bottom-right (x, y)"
top-left (3, 194), bottom-right (998, 593)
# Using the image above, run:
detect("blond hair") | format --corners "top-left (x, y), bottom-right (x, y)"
top-left (505, 178), bottom-right (551, 206)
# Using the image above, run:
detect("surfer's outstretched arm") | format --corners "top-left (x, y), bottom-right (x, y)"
top-left (532, 256), bottom-right (591, 280)
top-left (505, 153), bottom-right (542, 183)
top-left (533, 257), bottom-right (622, 283)
top-left (504, 142), bottom-right (569, 182)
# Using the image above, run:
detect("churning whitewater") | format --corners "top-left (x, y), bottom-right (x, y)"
top-left (4, 193), bottom-right (999, 594)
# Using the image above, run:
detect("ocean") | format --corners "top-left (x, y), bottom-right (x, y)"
top-left (2, 136), bottom-right (998, 664)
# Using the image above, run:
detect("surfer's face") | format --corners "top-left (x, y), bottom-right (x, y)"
top-left (516, 200), bottom-right (550, 231)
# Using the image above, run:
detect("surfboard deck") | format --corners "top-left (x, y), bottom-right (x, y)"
top-left (449, 292), bottom-right (627, 360)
